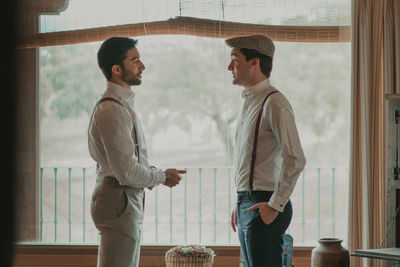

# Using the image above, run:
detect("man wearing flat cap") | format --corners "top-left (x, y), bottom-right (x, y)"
top-left (226, 34), bottom-right (306, 267)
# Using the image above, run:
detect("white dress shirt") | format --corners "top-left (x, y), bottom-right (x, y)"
top-left (88, 81), bottom-right (166, 188)
top-left (235, 78), bottom-right (306, 212)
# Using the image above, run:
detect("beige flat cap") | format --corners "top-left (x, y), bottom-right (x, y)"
top-left (225, 34), bottom-right (275, 58)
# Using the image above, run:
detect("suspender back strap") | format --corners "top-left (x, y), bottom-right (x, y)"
top-left (90, 97), bottom-right (140, 164)
top-left (248, 90), bottom-right (278, 194)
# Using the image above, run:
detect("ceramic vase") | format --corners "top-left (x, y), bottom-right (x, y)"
top-left (311, 238), bottom-right (349, 267)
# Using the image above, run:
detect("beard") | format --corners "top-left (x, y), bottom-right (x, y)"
top-left (121, 68), bottom-right (142, 86)
top-left (231, 72), bottom-right (240, 85)
top-left (122, 74), bottom-right (142, 86)
top-left (126, 78), bottom-right (141, 86)
top-left (231, 74), bottom-right (239, 85)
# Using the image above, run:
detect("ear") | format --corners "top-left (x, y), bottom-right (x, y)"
top-left (249, 58), bottom-right (261, 73)
top-left (251, 57), bottom-right (260, 67)
top-left (111, 65), bottom-right (122, 76)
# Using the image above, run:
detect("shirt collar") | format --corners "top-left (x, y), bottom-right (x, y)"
top-left (106, 81), bottom-right (135, 102)
top-left (241, 78), bottom-right (272, 98)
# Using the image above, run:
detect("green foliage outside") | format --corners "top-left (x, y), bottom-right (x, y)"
top-left (39, 35), bottom-right (350, 167)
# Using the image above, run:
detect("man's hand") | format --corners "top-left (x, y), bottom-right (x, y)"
top-left (164, 168), bottom-right (186, 188)
top-left (248, 202), bottom-right (278, 225)
top-left (231, 206), bottom-right (238, 232)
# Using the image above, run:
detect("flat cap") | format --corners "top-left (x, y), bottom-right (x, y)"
top-left (225, 34), bottom-right (275, 58)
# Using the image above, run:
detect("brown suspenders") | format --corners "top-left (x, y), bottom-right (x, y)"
top-left (91, 97), bottom-right (145, 208)
top-left (90, 97), bottom-right (140, 164)
top-left (248, 90), bottom-right (278, 194)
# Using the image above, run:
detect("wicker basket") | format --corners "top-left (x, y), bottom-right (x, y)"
top-left (165, 255), bottom-right (214, 267)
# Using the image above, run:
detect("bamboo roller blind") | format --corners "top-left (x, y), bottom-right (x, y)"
top-left (17, 16), bottom-right (350, 49)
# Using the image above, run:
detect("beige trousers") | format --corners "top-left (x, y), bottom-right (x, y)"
top-left (91, 176), bottom-right (144, 267)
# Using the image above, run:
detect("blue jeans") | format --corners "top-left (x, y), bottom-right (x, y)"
top-left (237, 191), bottom-right (292, 267)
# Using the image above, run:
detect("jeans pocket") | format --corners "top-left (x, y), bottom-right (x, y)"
top-left (238, 201), bottom-right (259, 229)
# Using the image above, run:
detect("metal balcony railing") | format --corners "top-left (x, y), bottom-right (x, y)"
top-left (39, 166), bottom-right (349, 246)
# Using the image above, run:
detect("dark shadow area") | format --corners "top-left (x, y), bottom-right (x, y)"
top-left (1, 0), bottom-right (16, 266)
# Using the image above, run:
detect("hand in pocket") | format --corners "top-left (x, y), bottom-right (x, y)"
top-left (248, 202), bottom-right (278, 225)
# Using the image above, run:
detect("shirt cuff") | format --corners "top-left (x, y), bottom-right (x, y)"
top-left (268, 194), bottom-right (288, 213)
top-left (154, 170), bottom-right (167, 185)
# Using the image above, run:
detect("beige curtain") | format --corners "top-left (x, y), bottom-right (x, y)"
top-left (384, 0), bottom-right (400, 95)
top-left (349, 0), bottom-right (385, 267)
top-left (349, 0), bottom-right (400, 266)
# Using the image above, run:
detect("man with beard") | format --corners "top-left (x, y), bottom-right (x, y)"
top-left (226, 34), bottom-right (306, 267)
top-left (88, 37), bottom-right (185, 267)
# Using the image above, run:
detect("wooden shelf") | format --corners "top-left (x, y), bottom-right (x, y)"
top-left (351, 248), bottom-right (400, 261)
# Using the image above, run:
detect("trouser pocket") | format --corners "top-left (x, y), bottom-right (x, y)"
top-left (90, 180), bottom-right (128, 224)
top-left (115, 188), bottom-right (128, 218)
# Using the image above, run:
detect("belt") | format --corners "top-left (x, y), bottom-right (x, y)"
top-left (96, 176), bottom-right (120, 186)
top-left (96, 175), bottom-right (145, 193)
top-left (237, 190), bottom-right (273, 196)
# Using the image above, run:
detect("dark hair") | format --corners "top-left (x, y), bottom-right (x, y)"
top-left (97, 37), bottom-right (138, 80)
top-left (240, 48), bottom-right (273, 78)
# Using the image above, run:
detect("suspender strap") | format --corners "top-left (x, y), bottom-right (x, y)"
top-left (90, 97), bottom-right (140, 164)
top-left (248, 90), bottom-right (278, 194)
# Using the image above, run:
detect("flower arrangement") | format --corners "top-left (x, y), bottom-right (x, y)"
top-left (166, 244), bottom-right (215, 258)
top-left (165, 245), bottom-right (215, 267)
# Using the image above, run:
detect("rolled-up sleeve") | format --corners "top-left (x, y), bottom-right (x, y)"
top-left (267, 102), bottom-right (306, 212)
top-left (95, 104), bottom-right (166, 188)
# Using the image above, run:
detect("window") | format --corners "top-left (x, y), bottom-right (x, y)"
top-left (20, 0), bottom-right (351, 246)
top-left (39, 34), bottom-right (350, 245)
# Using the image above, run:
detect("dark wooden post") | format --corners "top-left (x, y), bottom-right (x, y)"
top-left (15, 0), bottom-right (69, 242)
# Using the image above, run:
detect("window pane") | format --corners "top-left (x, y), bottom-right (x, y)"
top-left (39, 35), bottom-right (350, 245)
